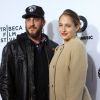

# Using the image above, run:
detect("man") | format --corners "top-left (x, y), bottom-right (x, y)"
top-left (0, 5), bottom-right (58, 100)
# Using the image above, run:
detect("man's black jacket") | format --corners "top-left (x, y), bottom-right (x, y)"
top-left (0, 33), bottom-right (58, 100)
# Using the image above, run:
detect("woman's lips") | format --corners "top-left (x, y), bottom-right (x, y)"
top-left (61, 32), bottom-right (68, 36)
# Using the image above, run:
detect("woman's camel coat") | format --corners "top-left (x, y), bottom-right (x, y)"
top-left (49, 37), bottom-right (91, 100)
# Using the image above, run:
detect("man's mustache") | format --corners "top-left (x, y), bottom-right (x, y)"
top-left (29, 25), bottom-right (37, 29)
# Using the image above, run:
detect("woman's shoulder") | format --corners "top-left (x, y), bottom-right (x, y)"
top-left (55, 44), bottom-right (64, 51)
top-left (72, 37), bottom-right (85, 47)
top-left (71, 37), bottom-right (86, 52)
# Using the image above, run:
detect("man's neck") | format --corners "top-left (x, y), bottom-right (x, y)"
top-left (28, 35), bottom-right (41, 44)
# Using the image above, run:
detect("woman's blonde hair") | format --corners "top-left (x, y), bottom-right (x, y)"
top-left (59, 9), bottom-right (80, 32)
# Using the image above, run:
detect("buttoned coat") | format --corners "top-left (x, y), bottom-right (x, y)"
top-left (49, 37), bottom-right (91, 100)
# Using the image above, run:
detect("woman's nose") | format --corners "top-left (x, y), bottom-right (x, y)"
top-left (62, 26), bottom-right (66, 32)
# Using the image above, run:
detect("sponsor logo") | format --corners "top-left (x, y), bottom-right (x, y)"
top-left (78, 16), bottom-right (93, 40)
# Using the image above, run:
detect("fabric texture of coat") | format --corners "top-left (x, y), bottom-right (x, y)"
top-left (49, 37), bottom-right (91, 100)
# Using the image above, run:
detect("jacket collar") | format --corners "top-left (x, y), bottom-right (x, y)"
top-left (17, 32), bottom-right (49, 45)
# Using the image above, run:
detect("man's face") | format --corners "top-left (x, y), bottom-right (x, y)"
top-left (25, 17), bottom-right (45, 39)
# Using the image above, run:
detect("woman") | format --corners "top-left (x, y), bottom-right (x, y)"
top-left (49, 9), bottom-right (91, 100)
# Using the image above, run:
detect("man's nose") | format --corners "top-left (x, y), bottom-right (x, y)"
top-left (30, 19), bottom-right (35, 25)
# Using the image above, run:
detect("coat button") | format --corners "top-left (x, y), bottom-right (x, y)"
top-left (53, 65), bottom-right (55, 68)
top-left (52, 84), bottom-right (53, 87)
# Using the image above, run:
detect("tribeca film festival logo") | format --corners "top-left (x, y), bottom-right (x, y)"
top-left (0, 25), bottom-right (23, 43)
top-left (79, 16), bottom-right (93, 40)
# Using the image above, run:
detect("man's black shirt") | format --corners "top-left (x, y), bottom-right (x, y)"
top-left (33, 43), bottom-right (49, 100)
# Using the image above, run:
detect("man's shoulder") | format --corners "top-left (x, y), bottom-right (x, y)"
top-left (42, 33), bottom-right (58, 48)
top-left (17, 32), bottom-right (28, 40)
top-left (2, 39), bottom-right (17, 54)
top-left (6, 38), bottom-right (17, 47)
top-left (48, 39), bottom-right (58, 47)
top-left (4, 33), bottom-right (26, 48)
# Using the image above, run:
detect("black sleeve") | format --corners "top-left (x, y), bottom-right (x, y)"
top-left (0, 44), bottom-right (14, 100)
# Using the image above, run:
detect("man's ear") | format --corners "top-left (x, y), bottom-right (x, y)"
top-left (42, 20), bottom-right (46, 26)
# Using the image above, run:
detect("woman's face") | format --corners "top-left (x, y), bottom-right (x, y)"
top-left (59, 15), bottom-right (79, 41)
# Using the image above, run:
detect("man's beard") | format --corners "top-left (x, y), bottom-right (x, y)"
top-left (26, 26), bottom-right (43, 39)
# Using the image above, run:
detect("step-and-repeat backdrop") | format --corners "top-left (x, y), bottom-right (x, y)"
top-left (0, 0), bottom-right (100, 100)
